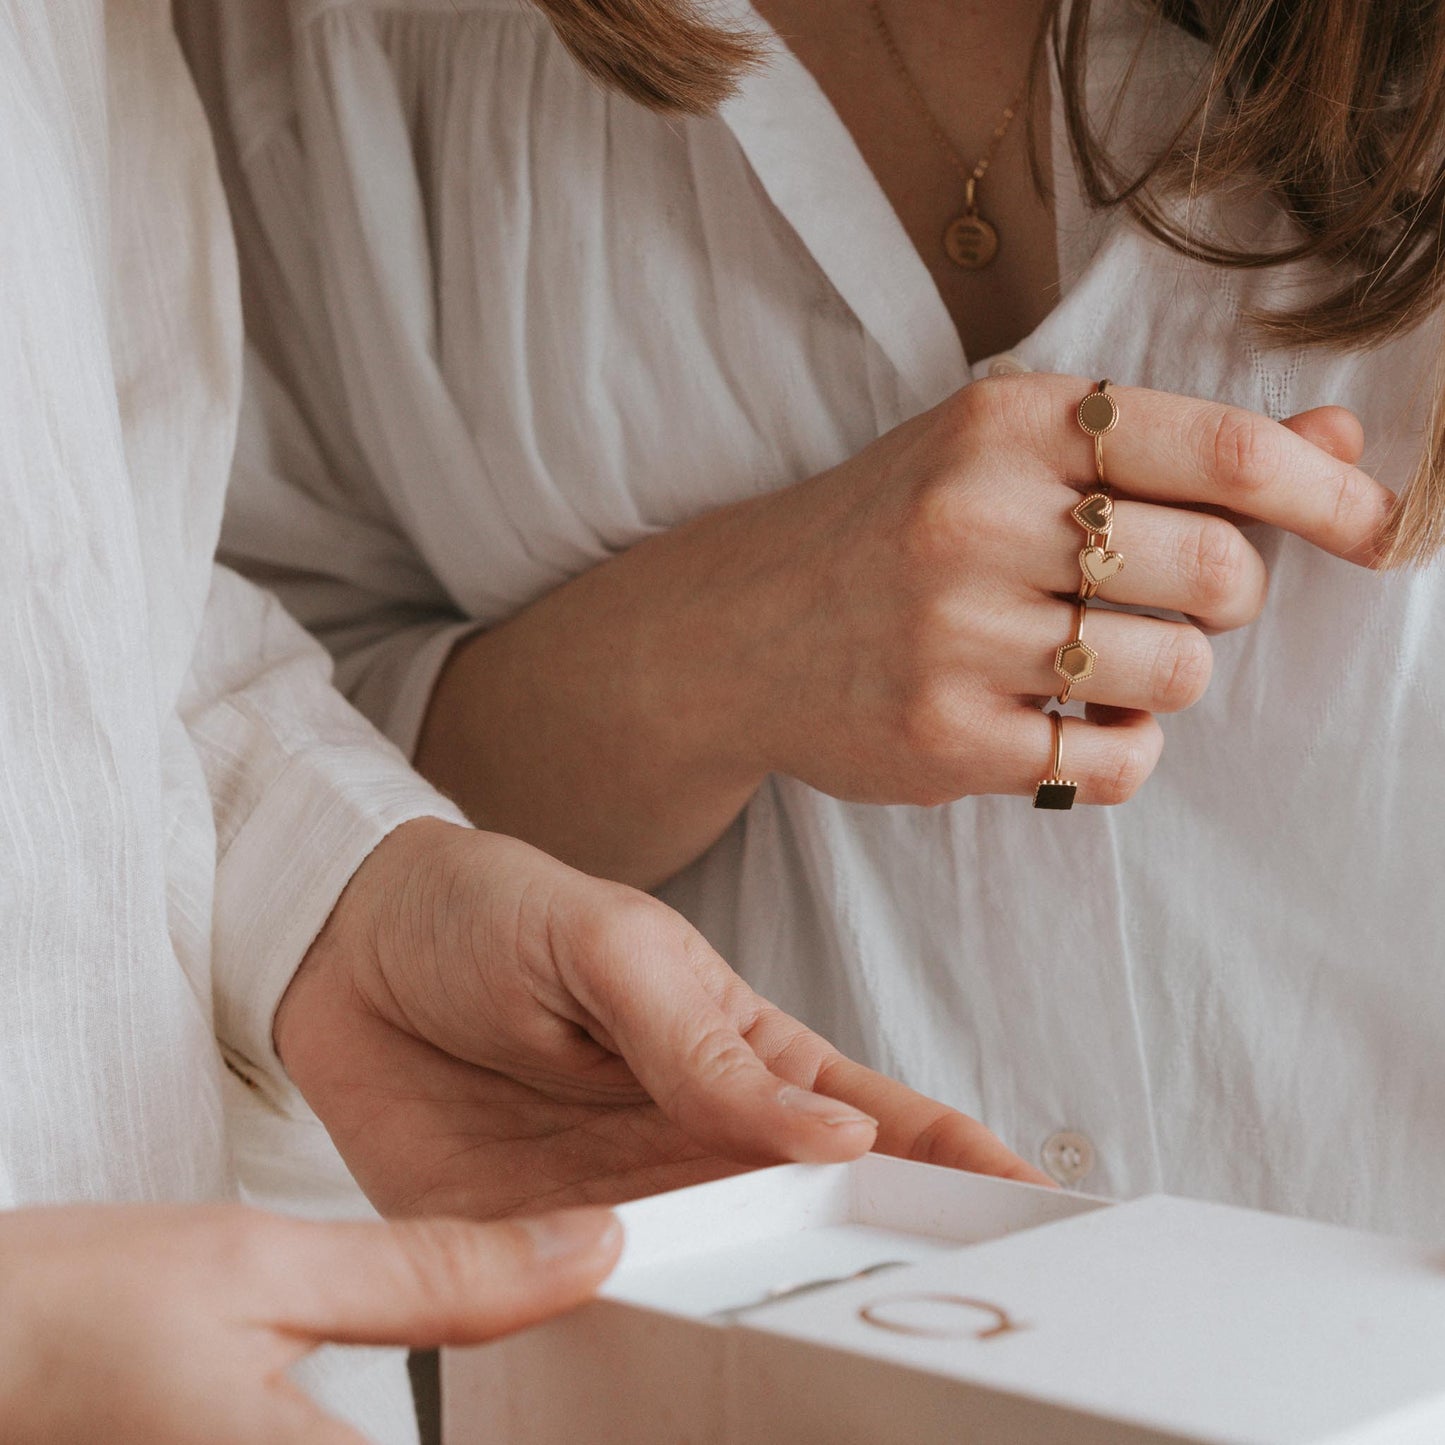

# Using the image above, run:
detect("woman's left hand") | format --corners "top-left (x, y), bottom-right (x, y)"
top-left (275, 818), bottom-right (1048, 1218)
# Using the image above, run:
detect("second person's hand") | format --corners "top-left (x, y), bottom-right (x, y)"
top-left (275, 818), bottom-right (1050, 1221)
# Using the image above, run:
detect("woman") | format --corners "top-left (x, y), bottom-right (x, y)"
top-left (182, 0), bottom-right (1445, 1239)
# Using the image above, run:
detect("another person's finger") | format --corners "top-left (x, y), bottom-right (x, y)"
top-left (253, 1209), bottom-right (621, 1347)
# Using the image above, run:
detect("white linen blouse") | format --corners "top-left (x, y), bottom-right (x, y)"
top-left (186, 0), bottom-right (1445, 1241)
top-left (3, 7), bottom-right (464, 1439)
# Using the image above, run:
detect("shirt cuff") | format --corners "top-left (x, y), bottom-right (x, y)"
top-left (211, 740), bottom-right (469, 1109)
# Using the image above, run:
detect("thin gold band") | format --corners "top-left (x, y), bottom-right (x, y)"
top-left (1033, 711), bottom-right (1078, 811)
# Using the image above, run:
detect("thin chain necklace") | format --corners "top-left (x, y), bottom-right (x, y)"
top-left (865, 0), bottom-right (1029, 271)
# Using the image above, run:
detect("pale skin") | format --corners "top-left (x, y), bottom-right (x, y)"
top-left (413, 0), bottom-right (1389, 891)
top-left (2, 818), bottom-right (1041, 1443)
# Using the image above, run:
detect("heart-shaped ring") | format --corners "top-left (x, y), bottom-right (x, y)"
top-left (1080, 546), bottom-right (1125, 587)
top-left (1072, 493), bottom-right (1113, 535)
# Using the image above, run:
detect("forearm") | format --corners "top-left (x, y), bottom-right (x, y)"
top-left (414, 497), bottom-right (787, 890)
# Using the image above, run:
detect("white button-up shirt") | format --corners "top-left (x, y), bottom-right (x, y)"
top-left (3, 6), bottom-right (461, 1438)
top-left (185, 0), bottom-right (1445, 1241)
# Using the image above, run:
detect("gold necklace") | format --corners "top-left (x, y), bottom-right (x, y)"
top-left (865, 0), bottom-right (1029, 271)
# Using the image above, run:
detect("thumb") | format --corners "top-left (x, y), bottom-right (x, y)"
top-left (1281, 405), bottom-right (1365, 464)
top-left (256, 1208), bottom-right (622, 1348)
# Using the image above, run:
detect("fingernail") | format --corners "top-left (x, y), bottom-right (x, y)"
top-left (777, 1085), bottom-right (877, 1129)
top-left (520, 1209), bottom-right (622, 1262)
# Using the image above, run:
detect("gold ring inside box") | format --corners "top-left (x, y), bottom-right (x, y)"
top-left (857, 1292), bottom-right (1024, 1341)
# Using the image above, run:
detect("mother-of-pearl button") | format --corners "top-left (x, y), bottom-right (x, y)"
top-left (1040, 1129), bottom-right (1096, 1186)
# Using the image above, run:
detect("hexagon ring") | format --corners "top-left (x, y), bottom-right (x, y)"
top-left (1053, 598), bottom-right (1096, 705)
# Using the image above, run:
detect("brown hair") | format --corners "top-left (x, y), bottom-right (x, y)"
top-left (527, 0), bottom-right (766, 114)
top-left (1055, 0), bottom-right (1445, 564)
top-left (530, 0), bottom-right (1445, 564)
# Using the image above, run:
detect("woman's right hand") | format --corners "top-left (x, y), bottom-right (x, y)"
top-left (0, 1202), bottom-right (620, 1445)
top-left (729, 374), bottom-right (1386, 807)
top-left (418, 373), bottom-right (1388, 887)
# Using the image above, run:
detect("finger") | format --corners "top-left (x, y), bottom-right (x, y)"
top-left (255, 1209), bottom-right (621, 1347)
top-left (967, 704), bottom-right (1163, 806)
top-left (1017, 376), bottom-right (1391, 563)
top-left (702, 1004), bottom-right (1049, 1183)
top-left (736, 1016), bottom-right (1053, 1185)
top-left (568, 900), bottom-right (882, 1165)
top-left (1005, 603), bottom-right (1214, 715)
top-left (817, 1058), bottom-right (1054, 1185)
top-left (1281, 405), bottom-right (1365, 464)
top-left (1034, 497), bottom-right (1268, 630)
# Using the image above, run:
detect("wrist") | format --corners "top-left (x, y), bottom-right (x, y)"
top-left (273, 817), bottom-right (469, 1073)
top-left (624, 488), bottom-right (800, 785)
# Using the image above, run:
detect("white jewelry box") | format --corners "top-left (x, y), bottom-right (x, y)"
top-left (443, 1155), bottom-right (1445, 1444)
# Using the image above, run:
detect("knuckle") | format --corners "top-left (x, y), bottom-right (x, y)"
top-left (1324, 462), bottom-right (1367, 539)
top-left (901, 474), bottom-right (969, 568)
top-left (895, 682), bottom-right (995, 806)
top-left (1204, 408), bottom-right (1278, 499)
top-left (393, 1218), bottom-right (480, 1302)
top-left (948, 376), bottom-right (1003, 434)
top-left (1187, 518), bottom-right (1248, 612)
top-left (1095, 736), bottom-right (1156, 805)
top-left (678, 1023), bottom-right (754, 1091)
top-left (211, 1206), bottom-right (277, 1280)
top-left (582, 890), bottom-right (674, 958)
top-left (897, 675), bottom-right (966, 766)
top-left (1152, 627), bottom-right (1214, 711)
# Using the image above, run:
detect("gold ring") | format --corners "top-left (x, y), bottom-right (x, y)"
top-left (1033, 711), bottom-right (1078, 811)
top-left (1053, 597), bottom-right (1096, 705)
top-left (858, 1292), bottom-right (1024, 1340)
top-left (1076, 378), bottom-right (1119, 486)
top-left (1073, 382), bottom-right (1124, 598)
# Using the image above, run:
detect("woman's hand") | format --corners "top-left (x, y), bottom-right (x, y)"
top-left (0, 1201), bottom-right (620, 1445)
top-left (417, 375), bottom-right (1386, 886)
top-left (274, 818), bottom-right (1047, 1221)
top-left (735, 376), bottom-right (1381, 806)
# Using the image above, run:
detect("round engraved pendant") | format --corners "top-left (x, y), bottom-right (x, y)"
top-left (944, 213), bottom-right (999, 270)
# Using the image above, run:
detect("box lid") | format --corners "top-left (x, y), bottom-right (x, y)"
top-left (741, 1193), bottom-right (1445, 1444)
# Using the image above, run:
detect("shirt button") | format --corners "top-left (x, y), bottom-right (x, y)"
top-left (1041, 1130), bottom-right (1096, 1187)
top-left (987, 354), bottom-right (1031, 377)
